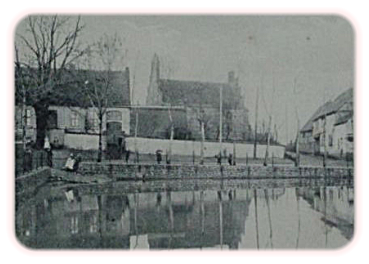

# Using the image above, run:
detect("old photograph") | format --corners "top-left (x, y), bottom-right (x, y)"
top-left (14, 14), bottom-right (354, 249)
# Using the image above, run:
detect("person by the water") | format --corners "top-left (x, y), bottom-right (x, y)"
top-left (156, 150), bottom-right (162, 164)
top-left (64, 153), bottom-right (76, 171)
top-left (125, 149), bottom-right (130, 163)
top-left (228, 154), bottom-right (233, 165)
top-left (215, 154), bottom-right (222, 165)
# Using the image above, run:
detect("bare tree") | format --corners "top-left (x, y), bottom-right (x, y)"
top-left (83, 34), bottom-right (125, 162)
top-left (195, 105), bottom-right (210, 165)
top-left (15, 15), bottom-right (86, 149)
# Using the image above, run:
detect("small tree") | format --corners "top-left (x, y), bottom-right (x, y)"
top-left (82, 34), bottom-right (125, 162)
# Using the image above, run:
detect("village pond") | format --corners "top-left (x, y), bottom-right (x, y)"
top-left (16, 178), bottom-right (354, 250)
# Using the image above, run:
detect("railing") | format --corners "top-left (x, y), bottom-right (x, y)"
top-left (15, 149), bottom-right (52, 177)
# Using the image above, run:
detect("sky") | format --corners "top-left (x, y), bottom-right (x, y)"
top-left (15, 15), bottom-right (354, 144)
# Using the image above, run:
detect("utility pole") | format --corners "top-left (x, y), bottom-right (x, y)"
top-left (168, 105), bottom-right (174, 164)
top-left (134, 108), bottom-right (139, 163)
top-left (253, 82), bottom-right (260, 159)
top-left (293, 77), bottom-right (300, 167)
top-left (264, 115), bottom-right (272, 166)
top-left (219, 85), bottom-right (223, 162)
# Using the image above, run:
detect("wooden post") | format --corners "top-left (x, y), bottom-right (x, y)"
top-left (168, 105), bottom-right (174, 165)
top-left (264, 115), bottom-right (272, 166)
top-left (134, 109), bottom-right (139, 163)
top-left (253, 84), bottom-right (260, 159)
top-left (233, 140), bottom-right (236, 165)
top-left (219, 85), bottom-right (223, 164)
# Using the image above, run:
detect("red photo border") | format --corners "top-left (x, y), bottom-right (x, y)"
top-left (6, 7), bottom-right (363, 257)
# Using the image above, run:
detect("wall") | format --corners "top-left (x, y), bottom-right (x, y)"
top-left (125, 137), bottom-right (285, 159)
top-left (300, 131), bottom-right (316, 154)
top-left (78, 162), bottom-right (353, 181)
top-left (186, 106), bottom-right (250, 141)
top-left (15, 106), bottom-right (37, 142)
top-left (49, 106), bottom-right (130, 135)
top-left (129, 106), bottom-right (188, 139)
top-left (332, 120), bottom-right (354, 156)
top-left (64, 133), bottom-right (107, 150)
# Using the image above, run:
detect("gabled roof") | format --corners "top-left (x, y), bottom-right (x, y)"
top-left (335, 113), bottom-right (352, 126)
top-left (158, 79), bottom-right (240, 109)
top-left (300, 102), bottom-right (332, 132)
top-left (300, 88), bottom-right (353, 132)
top-left (15, 67), bottom-right (130, 108)
top-left (312, 88), bottom-right (353, 121)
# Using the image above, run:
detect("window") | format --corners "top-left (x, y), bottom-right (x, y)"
top-left (71, 112), bottom-right (79, 128)
top-left (47, 110), bottom-right (58, 129)
top-left (26, 109), bottom-right (32, 126)
top-left (89, 117), bottom-right (99, 129)
top-left (329, 135), bottom-right (333, 146)
top-left (106, 110), bottom-right (122, 122)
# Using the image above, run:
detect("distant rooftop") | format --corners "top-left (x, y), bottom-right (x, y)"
top-left (300, 88), bottom-right (353, 132)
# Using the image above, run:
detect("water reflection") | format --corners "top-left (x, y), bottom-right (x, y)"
top-left (16, 181), bottom-right (354, 249)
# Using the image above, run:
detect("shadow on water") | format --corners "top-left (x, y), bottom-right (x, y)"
top-left (16, 176), bottom-right (354, 249)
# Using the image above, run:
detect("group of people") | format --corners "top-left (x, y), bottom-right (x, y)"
top-left (215, 153), bottom-right (236, 165)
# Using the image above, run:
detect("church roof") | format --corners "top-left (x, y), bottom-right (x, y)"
top-left (158, 79), bottom-right (240, 109)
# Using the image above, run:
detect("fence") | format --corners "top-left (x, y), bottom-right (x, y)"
top-left (15, 146), bottom-right (52, 177)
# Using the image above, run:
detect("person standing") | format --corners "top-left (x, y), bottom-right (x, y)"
top-left (125, 149), bottom-right (130, 163)
top-left (44, 136), bottom-right (52, 167)
top-left (156, 150), bottom-right (162, 164)
top-left (228, 153), bottom-right (233, 165)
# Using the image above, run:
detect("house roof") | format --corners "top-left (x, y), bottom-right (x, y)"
top-left (158, 79), bottom-right (242, 109)
top-left (300, 102), bottom-right (332, 132)
top-left (300, 88), bottom-right (353, 132)
top-left (312, 88), bottom-right (353, 121)
top-left (15, 67), bottom-right (130, 108)
top-left (59, 68), bottom-right (130, 108)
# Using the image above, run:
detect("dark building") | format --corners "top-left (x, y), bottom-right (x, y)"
top-left (143, 54), bottom-right (251, 141)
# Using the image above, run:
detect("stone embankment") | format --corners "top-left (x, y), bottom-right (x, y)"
top-left (78, 162), bottom-right (354, 181)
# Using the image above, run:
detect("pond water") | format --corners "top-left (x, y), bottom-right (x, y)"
top-left (16, 179), bottom-right (354, 250)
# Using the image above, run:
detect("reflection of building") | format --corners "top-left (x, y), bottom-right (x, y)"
top-left (16, 189), bottom-right (252, 249)
top-left (140, 54), bottom-right (251, 141)
top-left (17, 193), bottom-right (131, 248)
top-left (297, 187), bottom-right (354, 240)
top-left (300, 88), bottom-right (353, 157)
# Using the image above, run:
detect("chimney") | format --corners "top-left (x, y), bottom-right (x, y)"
top-left (228, 71), bottom-right (235, 84)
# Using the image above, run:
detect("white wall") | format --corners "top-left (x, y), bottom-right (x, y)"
top-left (126, 137), bottom-right (285, 159)
top-left (64, 133), bottom-right (106, 150)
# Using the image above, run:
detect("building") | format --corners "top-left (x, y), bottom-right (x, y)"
top-left (15, 67), bottom-right (131, 154)
top-left (144, 54), bottom-right (251, 141)
top-left (300, 88), bottom-right (353, 158)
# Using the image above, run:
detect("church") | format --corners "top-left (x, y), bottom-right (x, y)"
top-left (131, 54), bottom-right (251, 142)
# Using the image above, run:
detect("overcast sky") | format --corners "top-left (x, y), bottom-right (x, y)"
top-left (15, 15), bottom-right (354, 144)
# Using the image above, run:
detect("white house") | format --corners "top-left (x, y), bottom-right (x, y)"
top-left (301, 88), bottom-right (353, 158)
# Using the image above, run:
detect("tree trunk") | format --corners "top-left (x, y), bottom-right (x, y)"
top-left (264, 116), bottom-right (272, 166)
top-left (200, 121), bottom-right (205, 165)
top-left (98, 113), bottom-right (103, 162)
top-left (34, 103), bottom-right (49, 149)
